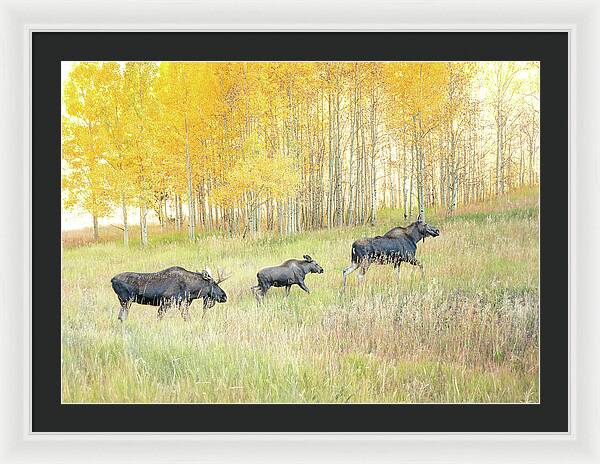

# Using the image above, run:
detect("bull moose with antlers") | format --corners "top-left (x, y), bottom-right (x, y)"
top-left (111, 266), bottom-right (231, 321)
top-left (342, 216), bottom-right (440, 290)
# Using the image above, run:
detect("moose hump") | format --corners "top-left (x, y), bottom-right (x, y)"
top-left (341, 220), bottom-right (440, 290)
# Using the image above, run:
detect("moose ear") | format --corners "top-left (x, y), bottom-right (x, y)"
top-left (303, 255), bottom-right (313, 262)
top-left (416, 212), bottom-right (424, 223)
top-left (200, 270), bottom-right (211, 281)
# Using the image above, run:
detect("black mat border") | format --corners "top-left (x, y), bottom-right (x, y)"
top-left (33, 32), bottom-right (568, 432)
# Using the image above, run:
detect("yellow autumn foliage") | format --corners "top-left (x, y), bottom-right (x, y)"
top-left (211, 135), bottom-right (300, 208)
top-left (61, 60), bottom-right (539, 240)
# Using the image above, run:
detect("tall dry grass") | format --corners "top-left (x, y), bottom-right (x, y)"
top-left (61, 188), bottom-right (539, 403)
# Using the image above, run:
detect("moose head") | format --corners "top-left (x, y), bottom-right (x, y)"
top-left (200, 267), bottom-right (231, 308)
top-left (303, 255), bottom-right (324, 274)
top-left (413, 214), bottom-right (440, 241)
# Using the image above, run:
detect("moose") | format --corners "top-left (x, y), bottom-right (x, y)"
top-left (251, 255), bottom-right (324, 302)
top-left (110, 266), bottom-right (230, 321)
top-left (341, 216), bottom-right (440, 289)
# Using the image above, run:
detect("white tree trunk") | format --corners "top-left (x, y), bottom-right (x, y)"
top-left (121, 193), bottom-right (129, 247)
top-left (185, 114), bottom-right (195, 240)
top-left (140, 203), bottom-right (148, 247)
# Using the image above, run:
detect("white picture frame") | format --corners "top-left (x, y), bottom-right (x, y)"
top-left (0, 0), bottom-right (593, 462)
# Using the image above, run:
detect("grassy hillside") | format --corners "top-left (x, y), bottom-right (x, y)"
top-left (61, 188), bottom-right (539, 403)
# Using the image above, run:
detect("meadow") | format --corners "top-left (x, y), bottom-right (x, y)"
top-left (61, 188), bottom-right (539, 403)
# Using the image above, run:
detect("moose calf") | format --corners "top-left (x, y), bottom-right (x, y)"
top-left (251, 255), bottom-right (324, 302)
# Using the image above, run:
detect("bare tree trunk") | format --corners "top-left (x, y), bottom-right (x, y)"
top-left (528, 111), bottom-right (537, 186)
top-left (450, 123), bottom-right (458, 213)
top-left (206, 184), bottom-right (213, 230)
top-left (175, 194), bottom-right (182, 232)
top-left (418, 142), bottom-right (425, 220)
top-left (370, 86), bottom-right (378, 226)
top-left (156, 196), bottom-right (164, 232)
top-left (529, 134), bottom-right (535, 186)
top-left (401, 127), bottom-right (409, 220)
top-left (439, 140), bottom-right (446, 210)
top-left (413, 111), bottom-right (425, 221)
top-left (327, 71), bottom-right (334, 229)
top-left (184, 113), bottom-right (195, 240)
top-left (382, 144), bottom-right (388, 207)
top-left (496, 109), bottom-right (504, 196)
top-left (506, 133), bottom-right (513, 192)
top-left (92, 214), bottom-right (99, 243)
top-left (347, 64), bottom-right (358, 225)
top-left (121, 193), bottom-right (129, 246)
top-left (164, 196), bottom-right (169, 226)
top-left (197, 186), bottom-right (205, 230)
top-left (360, 97), bottom-right (368, 224)
top-left (408, 139), bottom-right (414, 219)
top-left (355, 94), bottom-right (364, 225)
top-left (277, 200), bottom-right (284, 237)
top-left (518, 130), bottom-right (525, 187)
top-left (140, 203), bottom-right (148, 246)
top-left (317, 88), bottom-right (325, 229)
top-left (265, 198), bottom-right (272, 231)
top-left (157, 196), bottom-right (165, 232)
top-left (179, 195), bottom-right (185, 227)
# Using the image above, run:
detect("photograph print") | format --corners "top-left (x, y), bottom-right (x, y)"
top-left (61, 60), bottom-right (540, 404)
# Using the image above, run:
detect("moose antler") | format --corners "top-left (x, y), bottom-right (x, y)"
top-left (203, 266), bottom-right (231, 283)
top-left (214, 267), bottom-right (232, 284)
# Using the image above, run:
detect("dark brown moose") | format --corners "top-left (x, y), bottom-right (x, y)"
top-left (111, 266), bottom-right (230, 321)
top-left (251, 255), bottom-right (324, 302)
top-left (342, 217), bottom-right (440, 289)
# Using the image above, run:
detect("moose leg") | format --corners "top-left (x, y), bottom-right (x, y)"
top-left (252, 283), bottom-right (269, 303)
top-left (357, 261), bottom-right (370, 283)
top-left (408, 257), bottom-right (424, 276)
top-left (251, 285), bottom-right (261, 300)
top-left (394, 263), bottom-right (402, 279)
top-left (180, 302), bottom-right (191, 322)
top-left (284, 286), bottom-right (291, 297)
top-left (258, 290), bottom-right (266, 303)
top-left (297, 280), bottom-right (311, 294)
top-left (251, 285), bottom-right (262, 303)
top-left (157, 303), bottom-right (167, 321)
top-left (341, 262), bottom-right (359, 290)
top-left (117, 299), bottom-right (131, 322)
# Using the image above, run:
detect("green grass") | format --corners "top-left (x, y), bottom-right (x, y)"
top-left (61, 188), bottom-right (540, 403)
